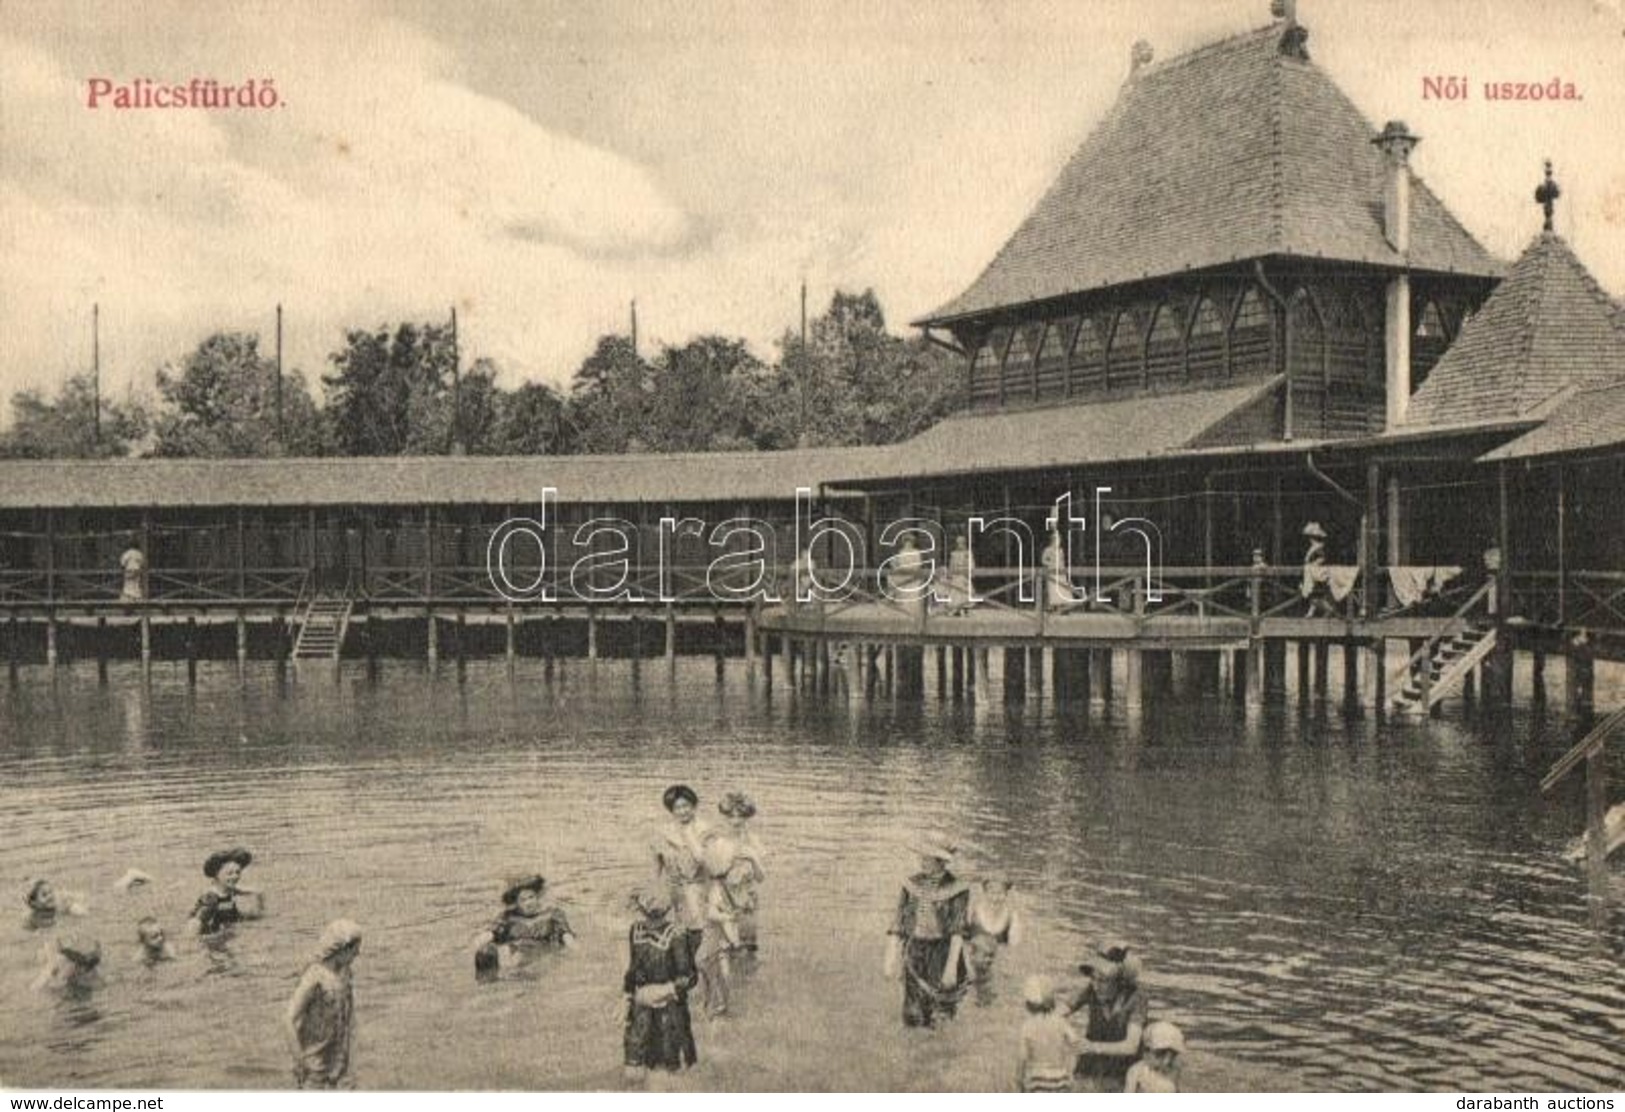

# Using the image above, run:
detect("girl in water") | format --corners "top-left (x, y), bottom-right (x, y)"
top-left (622, 885), bottom-right (698, 1081)
top-left (284, 919), bottom-right (363, 1089)
top-left (188, 848), bottom-right (264, 936)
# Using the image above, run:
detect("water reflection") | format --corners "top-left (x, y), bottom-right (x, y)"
top-left (0, 659), bottom-right (1619, 1091)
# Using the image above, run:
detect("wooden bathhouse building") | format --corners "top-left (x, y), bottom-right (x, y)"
top-left (2, 6), bottom-right (1624, 719)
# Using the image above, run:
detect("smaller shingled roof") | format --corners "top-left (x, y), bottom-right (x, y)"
top-left (1481, 384), bottom-right (1625, 462)
top-left (1407, 232), bottom-right (1625, 430)
top-left (0, 447), bottom-right (900, 510)
top-left (823, 380), bottom-right (1279, 483)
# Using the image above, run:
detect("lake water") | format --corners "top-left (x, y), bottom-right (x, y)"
top-left (1, 658), bottom-right (1621, 1092)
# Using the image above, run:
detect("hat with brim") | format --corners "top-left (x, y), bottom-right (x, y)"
top-left (1301, 522), bottom-right (1327, 539)
top-left (630, 885), bottom-right (673, 917)
top-left (203, 848), bottom-right (252, 878)
top-left (907, 836), bottom-right (956, 863)
top-left (22, 877), bottom-right (49, 908)
top-left (1077, 940), bottom-right (1133, 974)
top-left (313, 918), bottom-right (362, 962)
top-left (501, 874), bottom-right (546, 905)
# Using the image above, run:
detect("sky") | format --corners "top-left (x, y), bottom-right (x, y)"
top-left (2, 0), bottom-right (1623, 408)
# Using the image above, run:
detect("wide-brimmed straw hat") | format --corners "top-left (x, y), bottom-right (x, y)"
top-left (1301, 522), bottom-right (1327, 539)
top-left (501, 874), bottom-right (546, 905)
top-left (203, 848), bottom-right (252, 878)
top-left (313, 918), bottom-right (362, 962)
top-left (1078, 939), bottom-right (1142, 983)
top-left (718, 792), bottom-right (757, 819)
top-left (1022, 974), bottom-right (1054, 1008)
top-left (1144, 1020), bottom-right (1185, 1054)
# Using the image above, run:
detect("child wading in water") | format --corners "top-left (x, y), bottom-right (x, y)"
top-left (622, 885), bottom-right (697, 1083)
top-left (137, 917), bottom-right (176, 965)
top-left (21, 878), bottom-right (87, 931)
top-left (967, 872), bottom-right (1022, 1005)
top-left (1125, 1020), bottom-right (1184, 1092)
top-left (1015, 975), bottom-right (1078, 1092)
top-left (474, 874), bottom-right (574, 981)
top-left (32, 935), bottom-right (103, 996)
top-left (284, 919), bottom-right (362, 1090)
top-left (696, 839), bottom-right (757, 1017)
top-left (188, 848), bottom-right (264, 936)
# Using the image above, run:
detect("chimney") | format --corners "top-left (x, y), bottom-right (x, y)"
top-left (1372, 120), bottom-right (1420, 429)
top-left (1128, 40), bottom-right (1153, 79)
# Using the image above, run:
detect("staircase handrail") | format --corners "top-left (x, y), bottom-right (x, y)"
top-left (1540, 704), bottom-right (1625, 794)
top-left (1389, 579), bottom-right (1493, 694)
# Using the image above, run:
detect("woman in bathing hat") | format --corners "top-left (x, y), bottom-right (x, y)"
top-left (284, 919), bottom-right (362, 1089)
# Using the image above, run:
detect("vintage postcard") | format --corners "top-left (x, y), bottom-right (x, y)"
top-left (1, 0), bottom-right (1622, 1096)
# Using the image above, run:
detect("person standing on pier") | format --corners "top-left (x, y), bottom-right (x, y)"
top-left (653, 785), bottom-right (712, 958)
top-left (119, 540), bottom-right (147, 602)
top-left (1040, 527), bottom-right (1074, 612)
top-left (884, 837), bottom-right (971, 1028)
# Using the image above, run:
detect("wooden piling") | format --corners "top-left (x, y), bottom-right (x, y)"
top-left (186, 616), bottom-right (198, 683)
top-left (45, 616), bottom-right (57, 667)
top-left (141, 614), bottom-right (152, 666)
top-left (1568, 651), bottom-right (1595, 721)
top-left (237, 611), bottom-right (248, 667)
top-left (427, 610), bottom-right (438, 665)
top-left (505, 608), bottom-right (517, 665)
top-left (1531, 648), bottom-right (1546, 706)
top-left (586, 610), bottom-right (598, 661)
top-left (97, 617), bottom-right (109, 681)
top-left (1313, 642), bottom-right (1330, 701)
top-left (1124, 648), bottom-right (1143, 710)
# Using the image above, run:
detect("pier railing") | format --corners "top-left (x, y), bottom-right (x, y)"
top-left (1511, 571), bottom-right (1625, 630)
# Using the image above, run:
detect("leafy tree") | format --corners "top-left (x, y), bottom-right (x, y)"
top-left (151, 332), bottom-right (327, 456)
top-left (0, 373), bottom-right (148, 458)
top-left (494, 380), bottom-right (573, 455)
top-left (565, 335), bottom-right (651, 453)
top-left (643, 336), bottom-right (769, 452)
top-left (323, 323), bottom-right (455, 455)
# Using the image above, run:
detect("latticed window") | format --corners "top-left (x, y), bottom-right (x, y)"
top-left (1187, 296), bottom-right (1225, 381)
top-left (1288, 289), bottom-right (1327, 437)
top-left (1229, 287), bottom-right (1272, 378)
top-left (1070, 317), bottom-right (1105, 395)
top-left (1104, 310), bottom-right (1140, 390)
top-left (1145, 300), bottom-right (1185, 389)
top-left (969, 329), bottom-right (1008, 410)
top-left (1036, 318), bottom-right (1076, 399)
top-left (1411, 299), bottom-right (1451, 393)
top-left (1003, 323), bottom-right (1042, 401)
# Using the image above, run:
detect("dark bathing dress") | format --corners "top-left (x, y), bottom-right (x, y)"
top-left (191, 889), bottom-right (242, 935)
top-left (889, 871), bottom-right (972, 1028)
top-left (623, 920), bottom-right (698, 1071)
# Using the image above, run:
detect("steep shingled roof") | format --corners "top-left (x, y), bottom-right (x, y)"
top-left (1480, 384), bottom-right (1625, 462)
top-left (1407, 233), bottom-right (1625, 429)
top-left (918, 23), bottom-right (1499, 326)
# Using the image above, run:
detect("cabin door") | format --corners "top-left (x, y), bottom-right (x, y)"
top-left (313, 509), bottom-right (365, 594)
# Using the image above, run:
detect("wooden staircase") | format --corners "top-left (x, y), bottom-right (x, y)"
top-left (292, 591), bottom-right (353, 661)
top-left (1390, 622), bottom-right (1497, 715)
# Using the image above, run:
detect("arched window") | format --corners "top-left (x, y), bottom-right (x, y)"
top-left (1187, 296), bottom-right (1226, 381)
top-left (1145, 300), bottom-right (1185, 389)
top-left (969, 329), bottom-right (1008, 410)
top-left (1003, 323), bottom-right (1041, 402)
top-left (1104, 310), bottom-right (1138, 392)
top-left (1036, 317), bottom-right (1076, 399)
top-left (1229, 286), bottom-right (1272, 378)
top-left (1071, 316), bottom-right (1105, 396)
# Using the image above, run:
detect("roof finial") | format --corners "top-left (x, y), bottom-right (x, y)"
top-left (1129, 40), bottom-right (1154, 77)
top-left (1273, 0), bottom-right (1309, 59)
top-left (1270, 0), bottom-right (1297, 22)
top-left (1534, 160), bottom-right (1561, 233)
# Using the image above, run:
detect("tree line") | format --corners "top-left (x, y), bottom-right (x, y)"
top-left (0, 291), bottom-right (962, 459)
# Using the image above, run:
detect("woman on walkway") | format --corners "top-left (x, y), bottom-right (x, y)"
top-left (883, 837), bottom-right (971, 1028)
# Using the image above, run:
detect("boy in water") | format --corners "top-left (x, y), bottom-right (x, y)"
top-left (137, 917), bottom-right (176, 964)
top-left (21, 878), bottom-right (87, 930)
top-left (475, 874), bottom-right (574, 981)
top-left (1015, 975), bottom-right (1078, 1092)
top-left (1125, 1020), bottom-right (1184, 1092)
top-left (284, 919), bottom-right (362, 1089)
top-left (32, 935), bottom-right (103, 995)
top-left (967, 872), bottom-right (1022, 1005)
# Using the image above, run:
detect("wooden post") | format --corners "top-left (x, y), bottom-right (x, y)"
top-left (763, 631), bottom-right (774, 691)
top-left (1096, 649), bottom-right (1113, 705)
top-left (587, 609), bottom-right (598, 661)
top-left (236, 506), bottom-right (247, 598)
top-left (951, 646), bottom-right (964, 698)
top-left (140, 613), bottom-right (152, 666)
top-left (1567, 649), bottom-right (1595, 721)
top-left (96, 616), bottom-right (108, 681)
top-left (1124, 648), bottom-right (1143, 711)
top-left (505, 608), bottom-right (516, 665)
top-left (45, 615), bottom-right (57, 667)
top-left (7, 612), bottom-right (18, 679)
top-left (1296, 642), bottom-right (1311, 703)
top-left (1246, 640), bottom-right (1264, 708)
top-left (1313, 641), bottom-right (1330, 701)
top-left (1585, 748), bottom-right (1611, 924)
top-left (1342, 642), bottom-right (1359, 716)
top-left (427, 610), bottom-right (438, 665)
top-left (237, 611), bottom-right (248, 667)
top-left (665, 607), bottom-right (677, 664)
top-left (935, 645), bottom-right (947, 699)
top-left (1531, 648), bottom-right (1546, 706)
top-left (745, 608), bottom-right (758, 677)
top-left (186, 616), bottom-right (198, 684)
top-left (1369, 640), bottom-right (1386, 715)
top-left (1003, 645), bottom-right (1025, 703)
